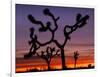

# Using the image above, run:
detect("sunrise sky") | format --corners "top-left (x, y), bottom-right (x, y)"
top-left (16, 4), bottom-right (94, 72)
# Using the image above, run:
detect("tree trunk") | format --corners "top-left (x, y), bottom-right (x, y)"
top-left (74, 60), bottom-right (76, 68)
top-left (47, 62), bottom-right (51, 70)
top-left (61, 48), bottom-right (66, 69)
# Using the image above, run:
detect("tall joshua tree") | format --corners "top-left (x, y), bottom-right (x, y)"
top-left (25, 8), bottom-right (89, 69)
top-left (37, 46), bottom-right (60, 70)
top-left (73, 51), bottom-right (79, 68)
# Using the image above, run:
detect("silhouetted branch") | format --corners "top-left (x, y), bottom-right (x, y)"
top-left (24, 47), bottom-right (40, 59)
top-left (62, 14), bottom-right (89, 47)
top-left (28, 14), bottom-right (50, 32)
top-left (43, 8), bottom-right (60, 32)
top-left (24, 27), bottom-right (40, 58)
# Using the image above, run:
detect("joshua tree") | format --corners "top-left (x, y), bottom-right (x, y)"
top-left (36, 46), bottom-right (60, 70)
top-left (25, 8), bottom-right (89, 69)
top-left (73, 51), bottom-right (79, 68)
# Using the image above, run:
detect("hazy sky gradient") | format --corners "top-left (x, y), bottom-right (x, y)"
top-left (16, 4), bottom-right (94, 72)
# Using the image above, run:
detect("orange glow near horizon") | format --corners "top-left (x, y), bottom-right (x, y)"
top-left (16, 49), bottom-right (94, 73)
top-left (16, 62), bottom-right (94, 73)
top-left (16, 58), bottom-right (94, 73)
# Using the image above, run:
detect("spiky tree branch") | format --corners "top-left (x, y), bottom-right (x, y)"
top-left (24, 27), bottom-right (40, 58)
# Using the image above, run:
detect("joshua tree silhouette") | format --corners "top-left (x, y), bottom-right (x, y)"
top-left (24, 8), bottom-right (89, 69)
top-left (73, 51), bottom-right (79, 68)
top-left (37, 46), bottom-right (60, 70)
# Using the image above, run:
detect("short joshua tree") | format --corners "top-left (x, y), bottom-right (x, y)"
top-left (37, 46), bottom-right (60, 70)
top-left (73, 51), bottom-right (79, 68)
